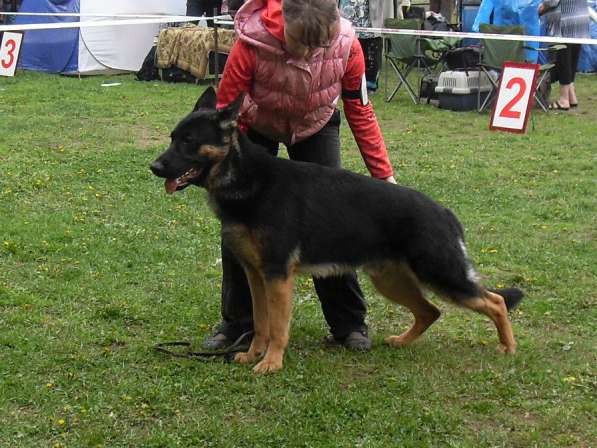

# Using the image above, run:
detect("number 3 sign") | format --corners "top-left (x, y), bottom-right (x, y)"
top-left (0, 31), bottom-right (24, 77)
top-left (490, 61), bottom-right (540, 134)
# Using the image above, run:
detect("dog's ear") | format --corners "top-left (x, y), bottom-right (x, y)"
top-left (217, 93), bottom-right (244, 123)
top-left (193, 87), bottom-right (217, 111)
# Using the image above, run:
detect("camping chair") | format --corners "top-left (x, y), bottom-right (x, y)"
top-left (383, 18), bottom-right (448, 104)
top-left (477, 24), bottom-right (564, 112)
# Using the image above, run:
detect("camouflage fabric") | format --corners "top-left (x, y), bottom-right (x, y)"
top-left (339, 0), bottom-right (374, 38)
top-left (156, 25), bottom-right (236, 79)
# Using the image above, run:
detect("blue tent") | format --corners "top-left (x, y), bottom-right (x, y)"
top-left (578, 0), bottom-right (597, 72)
top-left (16, 0), bottom-right (80, 73)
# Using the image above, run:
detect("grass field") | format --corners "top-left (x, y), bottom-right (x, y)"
top-left (1, 71), bottom-right (596, 447)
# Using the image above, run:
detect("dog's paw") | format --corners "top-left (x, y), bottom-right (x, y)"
top-left (384, 335), bottom-right (410, 347)
top-left (252, 358), bottom-right (283, 374)
top-left (497, 344), bottom-right (516, 355)
top-left (234, 352), bottom-right (255, 364)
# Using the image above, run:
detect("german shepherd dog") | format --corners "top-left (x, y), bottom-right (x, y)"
top-left (150, 87), bottom-right (524, 373)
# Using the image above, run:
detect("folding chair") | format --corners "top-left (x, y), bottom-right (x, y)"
top-left (477, 24), bottom-right (563, 112)
top-left (383, 18), bottom-right (446, 104)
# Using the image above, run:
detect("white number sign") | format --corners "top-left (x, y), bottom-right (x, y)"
top-left (490, 62), bottom-right (540, 134)
top-left (0, 31), bottom-right (24, 77)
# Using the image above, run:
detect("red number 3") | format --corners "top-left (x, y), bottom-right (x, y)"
top-left (500, 77), bottom-right (527, 119)
top-left (1, 39), bottom-right (17, 69)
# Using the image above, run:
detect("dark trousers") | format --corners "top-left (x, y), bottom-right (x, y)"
top-left (556, 43), bottom-right (581, 85)
top-left (218, 111), bottom-right (368, 340)
top-left (359, 37), bottom-right (383, 91)
top-left (186, 0), bottom-right (221, 25)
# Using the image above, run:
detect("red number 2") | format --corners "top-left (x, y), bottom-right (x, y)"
top-left (1, 39), bottom-right (17, 69)
top-left (500, 77), bottom-right (527, 119)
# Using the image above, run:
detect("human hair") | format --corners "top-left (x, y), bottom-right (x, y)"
top-left (282, 0), bottom-right (340, 48)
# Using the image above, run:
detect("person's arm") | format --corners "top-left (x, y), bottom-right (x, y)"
top-left (216, 40), bottom-right (256, 111)
top-left (341, 39), bottom-right (395, 182)
top-left (538, 0), bottom-right (560, 15)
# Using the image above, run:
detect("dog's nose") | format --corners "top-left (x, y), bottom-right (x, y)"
top-left (150, 159), bottom-right (166, 176)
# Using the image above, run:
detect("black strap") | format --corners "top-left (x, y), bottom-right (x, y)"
top-left (342, 89), bottom-right (361, 100)
top-left (154, 330), bottom-right (253, 363)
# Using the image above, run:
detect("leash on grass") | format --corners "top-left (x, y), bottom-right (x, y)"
top-left (154, 331), bottom-right (254, 363)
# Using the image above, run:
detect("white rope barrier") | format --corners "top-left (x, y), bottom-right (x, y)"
top-left (213, 18), bottom-right (597, 46)
top-left (0, 13), bottom-right (230, 32)
top-left (357, 26), bottom-right (597, 46)
top-left (1, 12), bottom-right (595, 46)
top-left (0, 12), bottom-right (192, 18)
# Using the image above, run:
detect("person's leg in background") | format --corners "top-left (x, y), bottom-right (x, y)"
top-left (568, 44), bottom-right (581, 107)
top-left (551, 44), bottom-right (576, 109)
top-left (287, 111), bottom-right (371, 351)
top-left (203, 130), bottom-right (279, 349)
top-left (186, 0), bottom-right (203, 16)
top-left (186, 0), bottom-right (222, 25)
top-left (358, 37), bottom-right (383, 92)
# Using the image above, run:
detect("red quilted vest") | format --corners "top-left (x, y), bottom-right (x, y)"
top-left (235, 0), bottom-right (354, 145)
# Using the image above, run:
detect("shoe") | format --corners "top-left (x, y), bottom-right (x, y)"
top-left (202, 331), bottom-right (232, 350)
top-left (548, 101), bottom-right (569, 111)
top-left (570, 103), bottom-right (578, 108)
top-left (325, 331), bottom-right (372, 352)
top-left (202, 329), bottom-right (253, 351)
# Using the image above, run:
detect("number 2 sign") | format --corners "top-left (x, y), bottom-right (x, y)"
top-left (0, 32), bottom-right (24, 77)
top-left (490, 62), bottom-right (540, 134)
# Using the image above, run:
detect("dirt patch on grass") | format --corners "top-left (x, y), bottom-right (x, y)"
top-left (135, 125), bottom-right (168, 150)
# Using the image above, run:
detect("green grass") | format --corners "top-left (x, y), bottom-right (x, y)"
top-left (0, 71), bottom-right (595, 447)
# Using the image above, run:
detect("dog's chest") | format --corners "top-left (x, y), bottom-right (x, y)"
top-left (221, 223), bottom-right (262, 268)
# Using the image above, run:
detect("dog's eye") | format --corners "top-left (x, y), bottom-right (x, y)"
top-left (182, 134), bottom-right (194, 144)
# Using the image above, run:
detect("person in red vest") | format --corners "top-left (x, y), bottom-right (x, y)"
top-left (203, 0), bottom-right (396, 352)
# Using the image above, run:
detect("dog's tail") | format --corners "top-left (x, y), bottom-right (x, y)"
top-left (490, 287), bottom-right (524, 311)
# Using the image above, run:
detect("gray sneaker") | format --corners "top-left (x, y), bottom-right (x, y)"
top-left (202, 332), bottom-right (231, 350)
top-left (325, 331), bottom-right (372, 352)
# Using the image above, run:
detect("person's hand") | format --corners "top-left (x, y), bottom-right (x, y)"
top-left (383, 175), bottom-right (397, 184)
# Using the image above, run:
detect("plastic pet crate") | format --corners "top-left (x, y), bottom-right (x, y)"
top-left (435, 70), bottom-right (495, 111)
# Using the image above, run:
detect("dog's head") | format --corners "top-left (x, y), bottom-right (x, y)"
top-left (150, 87), bottom-right (242, 193)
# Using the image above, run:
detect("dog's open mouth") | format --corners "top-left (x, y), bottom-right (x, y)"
top-left (165, 168), bottom-right (202, 194)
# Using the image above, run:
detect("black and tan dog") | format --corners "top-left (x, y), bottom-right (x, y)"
top-left (150, 87), bottom-right (523, 373)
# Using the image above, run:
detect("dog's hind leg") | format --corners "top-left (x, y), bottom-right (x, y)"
top-left (253, 275), bottom-right (294, 374)
top-left (367, 263), bottom-right (441, 347)
top-left (234, 265), bottom-right (269, 365)
top-left (459, 290), bottom-right (516, 354)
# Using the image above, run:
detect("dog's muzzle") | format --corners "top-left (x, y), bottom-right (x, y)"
top-left (150, 159), bottom-right (167, 177)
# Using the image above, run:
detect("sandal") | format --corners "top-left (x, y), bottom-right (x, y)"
top-left (548, 101), bottom-right (569, 111)
top-left (570, 103), bottom-right (578, 108)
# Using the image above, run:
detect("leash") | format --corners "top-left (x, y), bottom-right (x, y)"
top-left (154, 330), bottom-right (253, 363)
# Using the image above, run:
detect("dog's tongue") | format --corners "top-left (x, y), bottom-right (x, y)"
top-left (165, 179), bottom-right (179, 194)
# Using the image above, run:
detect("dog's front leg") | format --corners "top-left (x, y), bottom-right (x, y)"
top-left (253, 275), bottom-right (294, 374)
top-left (234, 266), bottom-right (269, 364)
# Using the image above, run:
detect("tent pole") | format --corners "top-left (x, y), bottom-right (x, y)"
top-left (213, 7), bottom-right (219, 88)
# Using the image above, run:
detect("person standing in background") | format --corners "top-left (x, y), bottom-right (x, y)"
top-left (539, 0), bottom-right (594, 109)
top-left (429, 0), bottom-right (455, 23)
